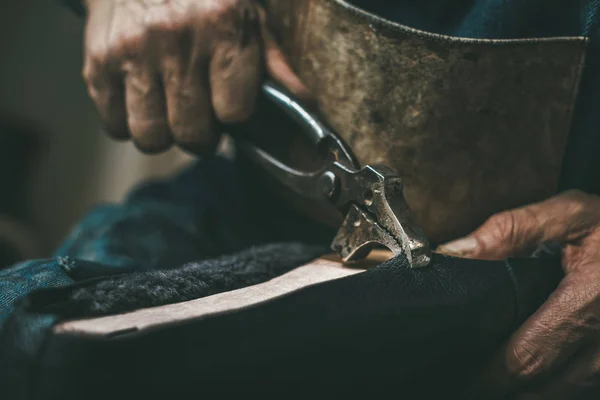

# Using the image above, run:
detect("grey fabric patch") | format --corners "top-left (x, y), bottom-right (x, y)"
top-left (265, 0), bottom-right (587, 243)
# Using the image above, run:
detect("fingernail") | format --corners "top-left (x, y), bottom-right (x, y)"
top-left (436, 237), bottom-right (478, 257)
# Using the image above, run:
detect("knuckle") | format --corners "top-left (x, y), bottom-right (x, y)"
top-left (125, 34), bottom-right (149, 53)
top-left (86, 45), bottom-right (111, 67)
top-left (486, 211), bottom-right (517, 242)
top-left (81, 65), bottom-right (97, 87)
top-left (559, 189), bottom-right (594, 217)
top-left (109, 33), bottom-right (149, 61)
top-left (566, 198), bottom-right (587, 217)
top-left (146, 11), bottom-right (188, 37)
top-left (507, 340), bottom-right (545, 380)
top-left (82, 64), bottom-right (108, 94)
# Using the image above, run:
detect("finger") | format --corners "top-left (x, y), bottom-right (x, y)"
top-left (83, 59), bottom-right (129, 140)
top-left (437, 190), bottom-right (598, 260)
top-left (210, 6), bottom-right (262, 124)
top-left (162, 51), bottom-right (218, 156)
top-left (165, 68), bottom-right (218, 155)
top-left (257, 6), bottom-right (311, 100)
top-left (123, 63), bottom-right (173, 154)
top-left (514, 343), bottom-right (600, 400)
top-left (82, 0), bottom-right (129, 139)
top-left (467, 276), bottom-right (598, 398)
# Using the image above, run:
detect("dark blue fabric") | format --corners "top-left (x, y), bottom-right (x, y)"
top-left (358, 0), bottom-right (600, 194)
top-left (0, 156), bottom-right (334, 330)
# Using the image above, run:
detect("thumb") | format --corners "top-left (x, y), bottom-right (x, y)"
top-left (257, 6), bottom-right (311, 100)
top-left (436, 190), bottom-right (596, 260)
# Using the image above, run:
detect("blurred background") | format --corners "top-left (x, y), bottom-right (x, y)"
top-left (0, 0), bottom-right (193, 267)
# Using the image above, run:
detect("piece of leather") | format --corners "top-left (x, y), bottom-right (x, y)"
top-left (260, 0), bottom-right (587, 243)
top-left (0, 250), bottom-right (563, 399)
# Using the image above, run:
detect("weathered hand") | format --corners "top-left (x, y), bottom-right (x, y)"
top-left (438, 190), bottom-right (600, 399)
top-left (82, 0), bottom-right (308, 155)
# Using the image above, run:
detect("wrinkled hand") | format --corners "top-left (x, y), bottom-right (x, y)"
top-left (438, 190), bottom-right (600, 399)
top-left (83, 0), bottom-right (308, 155)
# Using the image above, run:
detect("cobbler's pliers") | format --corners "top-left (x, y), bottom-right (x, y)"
top-left (235, 81), bottom-right (432, 268)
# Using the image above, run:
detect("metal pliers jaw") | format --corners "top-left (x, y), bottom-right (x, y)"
top-left (236, 81), bottom-right (432, 268)
top-left (329, 164), bottom-right (432, 268)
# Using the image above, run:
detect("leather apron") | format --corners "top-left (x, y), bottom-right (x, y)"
top-left (263, 0), bottom-right (587, 243)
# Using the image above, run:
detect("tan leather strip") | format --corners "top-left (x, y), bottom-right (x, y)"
top-left (54, 252), bottom-right (392, 336)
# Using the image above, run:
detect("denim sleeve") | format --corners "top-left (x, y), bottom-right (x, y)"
top-left (0, 260), bottom-right (73, 325)
top-left (0, 157), bottom-right (255, 329)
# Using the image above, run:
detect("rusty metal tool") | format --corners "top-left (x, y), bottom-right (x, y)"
top-left (235, 81), bottom-right (432, 268)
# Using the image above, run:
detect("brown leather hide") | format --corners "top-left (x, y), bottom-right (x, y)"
top-left (264, 0), bottom-right (587, 243)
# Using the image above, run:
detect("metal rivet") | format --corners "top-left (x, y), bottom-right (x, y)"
top-left (320, 171), bottom-right (338, 199)
top-left (363, 189), bottom-right (374, 206)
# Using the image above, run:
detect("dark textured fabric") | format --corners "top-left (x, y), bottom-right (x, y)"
top-left (43, 242), bottom-right (326, 318)
top-left (0, 251), bottom-right (563, 399)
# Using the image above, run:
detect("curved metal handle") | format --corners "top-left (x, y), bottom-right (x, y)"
top-left (261, 81), bottom-right (328, 145)
top-left (261, 81), bottom-right (359, 170)
top-left (231, 81), bottom-right (358, 200)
